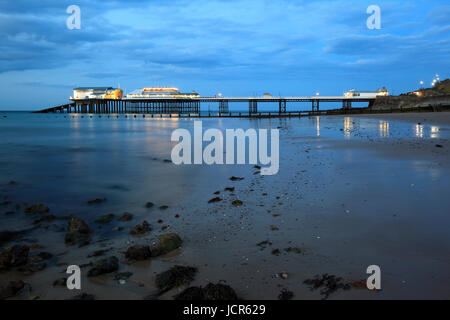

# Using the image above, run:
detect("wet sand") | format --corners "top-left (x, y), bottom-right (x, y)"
top-left (0, 112), bottom-right (449, 300)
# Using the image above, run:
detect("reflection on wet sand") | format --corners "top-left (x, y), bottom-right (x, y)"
top-left (379, 121), bottom-right (389, 137)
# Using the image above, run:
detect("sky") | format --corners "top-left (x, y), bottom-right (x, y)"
top-left (0, 0), bottom-right (449, 110)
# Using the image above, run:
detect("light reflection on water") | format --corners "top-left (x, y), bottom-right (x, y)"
top-left (379, 121), bottom-right (389, 138)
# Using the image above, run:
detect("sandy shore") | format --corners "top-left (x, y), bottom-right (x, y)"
top-left (1, 112), bottom-right (449, 300)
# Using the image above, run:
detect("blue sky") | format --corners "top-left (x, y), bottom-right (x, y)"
top-left (0, 0), bottom-right (449, 110)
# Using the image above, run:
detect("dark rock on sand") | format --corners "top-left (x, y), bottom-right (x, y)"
top-left (64, 232), bottom-right (90, 247)
top-left (53, 278), bottom-right (67, 287)
top-left (33, 214), bottom-right (56, 225)
top-left (224, 187), bottom-right (235, 192)
top-left (229, 176), bottom-right (244, 181)
top-left (145, 202), bottom-right (154, 208)
top-left (0, 245), bottom-right (29, 270)
top-left (18, 262), bottom-right (47, 274)
top-left (284, 247), bottom-right (302, 254)
top-left (303, 274), bottom-right (351, 300)
top-left (208, 197), bottom-right (222, 203)
top-left (203, 283), bottom-right (238, 300)
top-left (0, 280), bottom-right (26, 300)
top-left (125, 245), bottom-right (151, 261)
top-left (231, 200), bottom-right (243, 207)
top-left (114, 272), bottom-right (133, 281)
top-left (118, 212), bottom-right (133, 221)
top-left (256, 240), bottom-right (272, 250)
top-left (87, 248), bottom-right (111, 258)
top-left (155, 265), bottom-right (197, 293)
top-left (68, 218), bottom-right (91, 234)
top-left (130, 221), bottom-right (151, 236)
top-left (436, 144), bottom-right (443, 148)
top-left (30, 252), bottom-right (52, 263)
top-left (24, 204), bottom-right (49, 215)
top-left (175, 283), bottom-right (238, 301)
top-left (94, 214), bottom-right (115, 224)
top-left (0, 229), bottom-right (29, 246)
top-left (87, 256), bottom-right (119, 277)
top-left (87, 198), bottom-right (106, 204)
top-left (174, 286), bottom-right (204, 300)
top-left (151, 233), bottom-right (182, 257)
top-left (159, 205), bottom-right (169, 210)
top-left (271, 249), bottom-right (281, 256)
top-left (70, 293), bottom-right (95, 300)
top-left (278, 289), bottom-right (294, 300)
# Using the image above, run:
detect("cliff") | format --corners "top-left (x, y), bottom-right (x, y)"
top-left (373, 79), bottom-right (450, 110)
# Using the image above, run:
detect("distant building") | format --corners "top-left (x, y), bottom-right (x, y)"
top-left (71, 87), bottom-right (123, 100)
top-left (126, 87), bottom-right (199, 99)
top-left (344, 87), bottom-right (389, 98)
top-left (262, 93), bottom-right (272, 98)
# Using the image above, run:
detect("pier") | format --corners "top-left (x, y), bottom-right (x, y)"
top-left (35, 96), bottom-right (375, 115)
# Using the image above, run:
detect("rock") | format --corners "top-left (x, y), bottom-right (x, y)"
top-left (256, 240), bottom-right (272, 249)
top-left (174, 286), bottom-right (205, 300)
top-left (70, 293), bottom-right (95, 300)
top-left (151, 233), bottom-right (182, 257)
top-left (87, 249), bottom-right (111, 258)
top-left (32, 214), bottom-right (56, 225)
top-left (208, 197), bottom-right (222, 204)
top-left (0, 230), bottom-right (28, 247)
top-left (68, 218), bottom-right (91, 234)
top-left (436, 144), bottom-right (443, 148)
top-left (0, 245), bottom-right (29, 270)
top-left (0, 280), bottom-right (26, 300)
top-left (0, 201), bottom-right (12, 205)
top-left (284, 247), bottom-right (302, 254)
top-left (87, 198), bottom-right (106, 204)
top-left (64, 232), bottom-right (90, 247)
top-left (145, 202), bottom-right (154, 208)
top-left (159, 205), bottom-right (169, 210)
top-left (18, 262), bottom-right (46, 274)
top-left (303, 274), bottom-right (351, 300)
top-left (125, 245), bottom-right (151, 261)
top-left (53, 278), bottom-right (67, 287)
top-left (130, 221), bottom-right (151, 236)
top-left (271, 249), bottom-right (281, 256)
top-left (24, 204), bottom-right (49, 215)
top-left (87, 256), bottom-right (119, 277)
top-left (224, 187), bottom-right (235, 192)
top-left (31, 252), bottom-right (52, 263)
top-left (229, 176), bottom-right (244, 181)
top-left (118, 212), bottom-right (133, 221)
top-left (114, 272), bottom-right (133, 281)
top-left (94, 214), bottom-right (115, 224)
top-left (231, 200), bottom-right (243, 207)
top-left (278, 289), bottom-right (294, 300)
top-left (155, 265), bottom-right (197, 293)
top-left (175, 283), bottom-right (238, 301)
top-left (254, 165), bottom-right (261, 170)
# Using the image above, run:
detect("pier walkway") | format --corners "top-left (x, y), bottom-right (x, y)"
top-left (35, 96), bottom-right (375, 115)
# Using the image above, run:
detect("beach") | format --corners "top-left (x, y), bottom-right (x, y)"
top-left (0, 111), bottom-right (449, 300)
